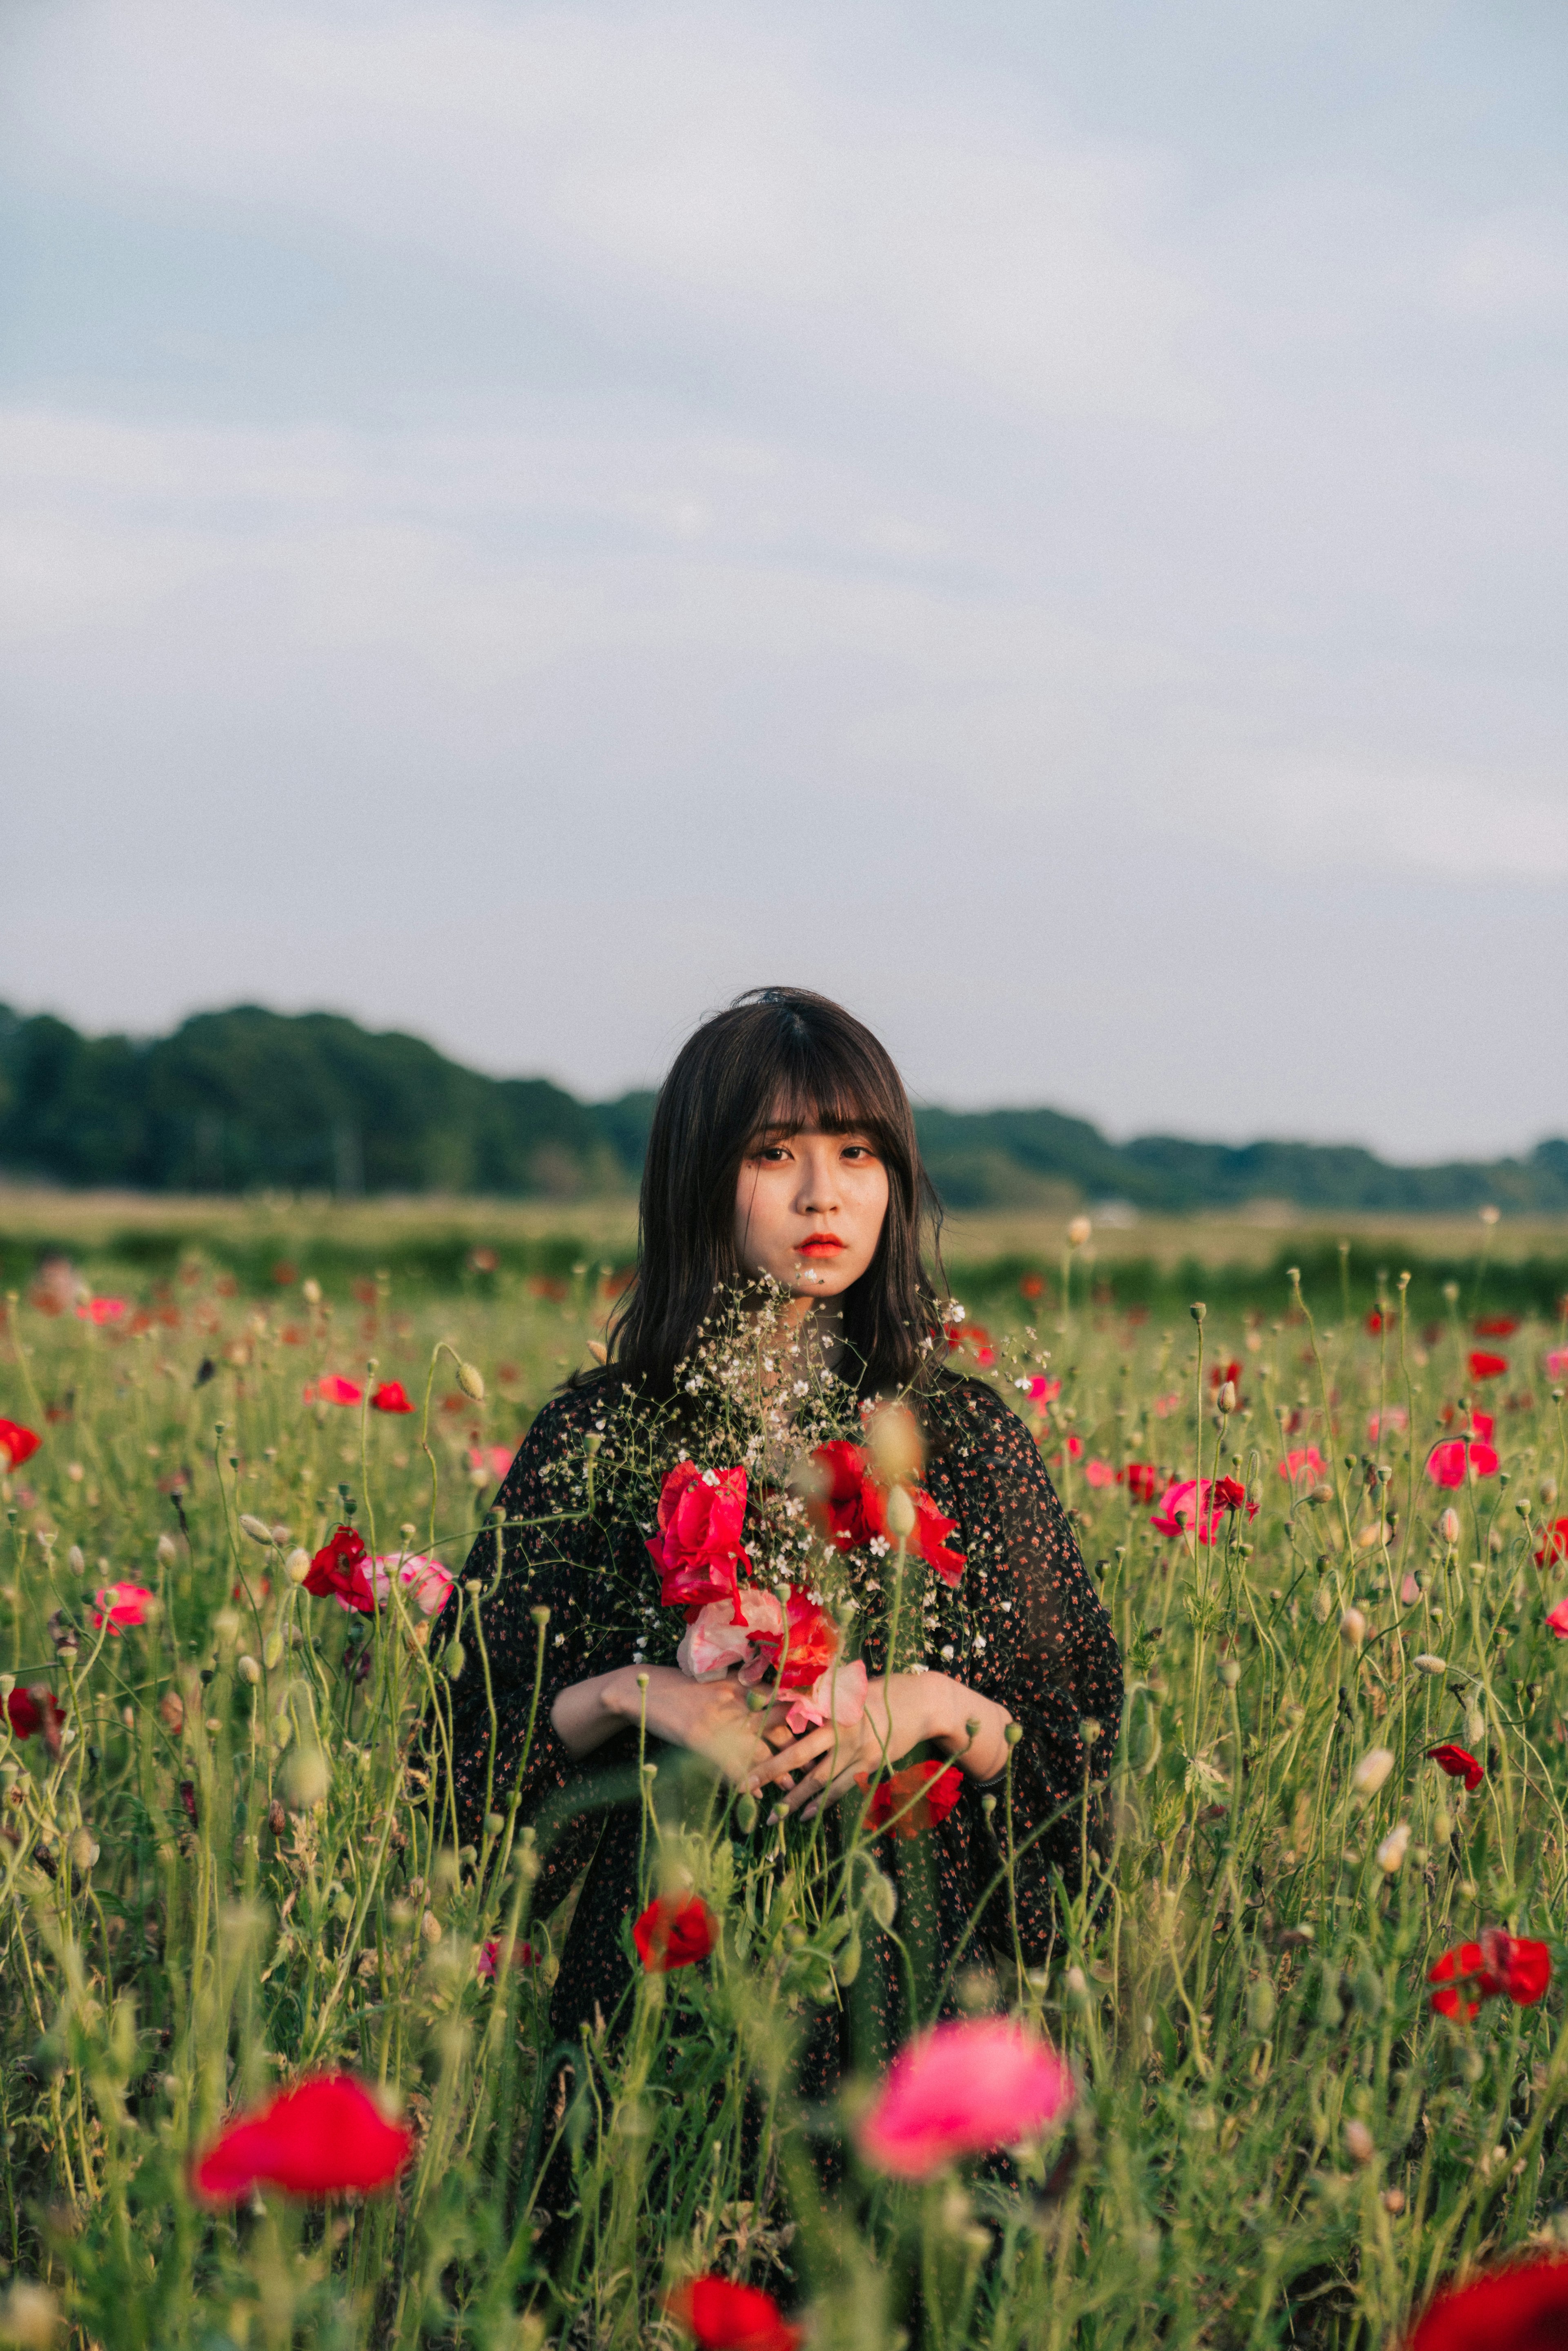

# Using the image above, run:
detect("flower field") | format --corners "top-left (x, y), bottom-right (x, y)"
top-left (2, 1239), bottom-right (1568, 2349)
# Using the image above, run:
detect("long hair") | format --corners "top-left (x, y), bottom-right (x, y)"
top-left (606, 987), bottom-right (945, 1397)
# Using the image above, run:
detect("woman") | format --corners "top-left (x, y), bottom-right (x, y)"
top-left (441, 986), bottom-right (1121, 2086)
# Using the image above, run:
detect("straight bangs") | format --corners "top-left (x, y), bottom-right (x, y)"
top-left (604, 987), bottom-right (946, 1400)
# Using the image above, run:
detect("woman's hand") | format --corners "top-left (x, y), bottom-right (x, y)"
top-left (552, 1664), bottom-right (796, 1785)
top-left (744, 1671), bottom-right (1015, 1819)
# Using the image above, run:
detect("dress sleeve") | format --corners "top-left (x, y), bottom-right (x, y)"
top-left (944, 1384), bottom-right (1123, 1961)
top-left (430, 1385), bottom-right (639, 1908)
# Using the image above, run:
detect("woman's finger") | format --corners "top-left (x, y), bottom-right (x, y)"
top-left (800, 1762), bottom-right (869, 1819)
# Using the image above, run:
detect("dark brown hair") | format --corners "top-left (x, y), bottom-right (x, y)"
top-left (606, 987), bottom-right (944, 1397)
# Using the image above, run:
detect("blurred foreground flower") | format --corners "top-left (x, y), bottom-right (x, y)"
top-left (1427, 1743), bottom-right (1484, 1793)
top-left (191, 2072), bottom-right (412, 2202)
top-left (5, 1687), bottom-right (65, 1754)
top-left (857, 2017), bottom-right (1074, 2179)
top-left (1428, 1929), bottom-right (1551, 2021)
top-left (633, 1894), bottom-right (717, 1973)
top-left (0, 1420), bottom-right (41, 1471)
top-left (1405, 2255), bottom-right (1568, 2349)
top-left (92, 1582), bottom-right (153, 1633)
top-left (370, 1380), bottom-right (413, 1413)
top-left (859, 1759), bottom-right (964, 1841)
top-left (666, 2276), bottom-right (802, 2351)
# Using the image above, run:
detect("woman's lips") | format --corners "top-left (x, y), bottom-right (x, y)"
top-left (796, 1234), bottom-right (845, 1256)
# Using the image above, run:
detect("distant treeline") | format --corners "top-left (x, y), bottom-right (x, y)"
top-left (2, 1003), bottom-right (1566, 1217)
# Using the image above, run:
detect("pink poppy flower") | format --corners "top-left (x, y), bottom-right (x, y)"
top-left (468, 1444), bottom-right (515, 1484)
top-left (1426, 1438), bottom-right (1499, 1489)
top-left (1083, 1458), bottom-right (1116, 1489)
top-left (74, 1297), bottom-right (126, 1325)
top-left (1399, 1573), bottom-right (1421, 1605)
top-left (1150, 1477), bottom-right (1256, 1546)
top-left (1152, 1391), bottom-right (1183, 1419)
top-left (1547, 1347), bottom-right (1568, 1379)
top-left (1279, 1446), bottom-right (1326, 1484)
top-left (857, 2017), bottom-right (1075, 2179)
top-left (1367, 1407), bottom-right (1408, 1442)
top-left (1025, 1375), bottom-right (1061, 1406)
top-left (677, 1589), bottom-right (780, 1681)
top-left (1545, 1593), bottom-right (1568, 1640)
top-left (365, 1552), bottom-right (454, 1617)
top-left (780, 1657), bottom-right (868, 1738)
top-left (309, 1376), bottom-right (363, 1408)
top-left (93, 1581), bottom-right (154, 1632)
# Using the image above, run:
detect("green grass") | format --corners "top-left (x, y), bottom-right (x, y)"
top-left (2, 1245), bottom-right (1568, 2348)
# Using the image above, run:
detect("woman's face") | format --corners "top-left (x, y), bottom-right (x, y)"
top-left (733, 1122), bottom-right (891, 1299)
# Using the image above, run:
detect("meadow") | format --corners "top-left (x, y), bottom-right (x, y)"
top-left (1, 1204), bottom-right (1567, 2349)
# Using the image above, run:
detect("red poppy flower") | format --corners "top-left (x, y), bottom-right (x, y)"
top-left (1150, 1478), bottom-right (1257, 1545)
top-left (748, 1585), bottom-right (839, 1691)
top-left (1468, 1351), bottom-right (1508, 1382)
top-left (1426, 1439), bottom-right (1499, 1489)
top-left (1208, 1358), bottom-right (1243, 1389)
top-left (1429, 1929), bottom-right (1551, 2020)
top-left (1535, 1518), bottom-right (1568, 1567)
top-left (370, 1380), bottom-right (413, 1414)
top-left (74, 1297), bottom-right (126, 1325)
top-left (860, 1759), bottom-right (964, 1841)
top-left (646, 1462), bottom-right (751, 1614)
top-left (1405, 2256), bottom-right (1568, 2351)
top-left (1427, 1743), bottom-right (1485, 1793)
top-left (1117, 1462), bottom-right (1158, 1504)
top-left (311, 1375), bottom-right (363, 1407)
top-left (632, 1893), bottom-right (717, 1972)
top-left (666, 2276), bottom-right (802, 2351)
top-left (6, 1686), bottom-right (65, 1754)
top-left (477, 1937), bottom-right (537, 1980)
top-left (92, 1581), bottom-right (154, 1633)
top-left (303, 1525), bottom-right (374, 1616)
top-left (0, 1420), bottom-right (41, 1471)
top-left (1474, 1316), bottom-right (1519, 1338)
top-left (1366, 1309), bottom-right (1387, 1334)
top-left (191, 2072), bottom-right (413, 2202)
top-left (811, 1442), bottom-right (966, 1587)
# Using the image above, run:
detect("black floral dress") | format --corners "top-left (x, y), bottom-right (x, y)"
top-left (442, 1373), bottom-right (1123, 2078)
top-left (440, 1370), bottom-right (1123, 2083)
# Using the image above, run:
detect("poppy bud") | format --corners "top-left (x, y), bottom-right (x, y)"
top-left (421, 1910), bottom-right (443, 1944)
top-left (1004, 1721), bottom-right (1022, 1746)
top-left (1439, 1509), bottom-right (1460, 1546)
top-left (863, 1869), bottom-right (898, 1930)
top-left (68, 1827), bottom-right (99, 1873)
top-left (263, 1631), bottom-right (284, 1670)
top-left (456, 1361), bottom-right (485, 1402)
top-left (868, 1404), bottom-right (924, 1484)
top-left (885, 1486), bottom-right (917, 1541)
top-left (1465, 1707), bottom-right (1486, 1747)
top-left (302, 1278), bottom-right (321, 1304)
top-left (1412, 1653), bottom-right (1446, 1676)
top-left (1375, 1823), bottom-right (1410, 1874)
top-left (237, 1655), bottom-right (261, 1685)
top-left (1217, 1381), bottom-right (1236, 1414)
top-left (284, 1745), bottom-right (329, 1808)
top-left (585, 1340), bottom-right (608, 1366)
top-left (1219, 1660), bottom-right (1240, 1689)
top-left (1067, 1216), bottom-right (1092, 1247)
top-left (1381, 2188), bottom-right (1405, 2215)
top-left (157, 1533), bottom-right (178, 1566)
top-left (267, 1799), bottom-right (287, 1834)
top-left (1352, 1747), bottom-right (1394, 1797)
top-left (1247, 1976), bottom-right (1276, 2033)
top-left (67, 1545), bottom-right (84, 1576)
top-left (238, 1515), bottom-right (272, 1546)
top-left (284, 1549), bottom-right (312, 1586)
top-left (1344, 2119), bottom-right (1375, 2165)
top-left (1339, 1608), bottom-right (1367, 1647)
top-left (734, 1792), bottom-right (758, 1833)
top-left (443, 1640), bottom-right (466, 1681)
top-left (159, 1690), bottom-right (185, 1733)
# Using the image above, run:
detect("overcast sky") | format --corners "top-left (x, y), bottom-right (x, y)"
top-left (3, 0), bottom-right (1566, 1159)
